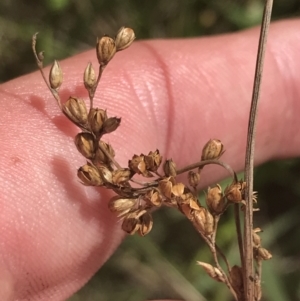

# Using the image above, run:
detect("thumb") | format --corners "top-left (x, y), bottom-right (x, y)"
top-left (0, 19), bottom-right (299, 300)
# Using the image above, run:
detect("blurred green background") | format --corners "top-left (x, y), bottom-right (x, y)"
top-left (1, 0), bottom-right (300, 300)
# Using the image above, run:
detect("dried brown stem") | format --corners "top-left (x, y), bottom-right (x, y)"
top-left (255, 260), bottom-right (263, 301)
top-left (234, 204), bottom-right (244, 269)
top-left (209, 240), bottom-right (238, 301)
top-left (215, 244), bottom-right (231, 274)
top-left (177, 159), bottom-right (238, 182)
top-left (211, 216), bottom-right (232, 275)
top-left (32, 33), bottom-right (63, 110)
top-left (98, 141), bottom-right (122, 170)
top-left (211, 215), bottom-right (220, 248)
top-left (89, 64), bottom-right (106, 109)
top-left (124, 159), bottom-right (237, 197)
top-left (243, 1), bottom-right (273, 300)
top-left (192, 217), bottom-right (238, 301)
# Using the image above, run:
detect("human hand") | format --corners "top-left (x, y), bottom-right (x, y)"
top-left (0, 19), bottom-right (299, 301)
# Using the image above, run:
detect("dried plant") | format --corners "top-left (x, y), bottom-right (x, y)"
top-left (32, 1), bottom-right (274, 300)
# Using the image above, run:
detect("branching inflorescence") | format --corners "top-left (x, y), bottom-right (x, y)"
top-left (32, 27), bottom-right (272, 301)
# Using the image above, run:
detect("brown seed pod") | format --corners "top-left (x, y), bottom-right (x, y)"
top-left (163, 159), bottom-right (177, 177)
top-left (144, 190), bottom-right (162, 207)
top-left (77, 162), bottom-right (103, 186)
top-left (112, 168), bottom-right (132, 185)
top-left (158, 177), bottom-right (175, 199)
top-left (225, 180), bottom-right (246, 204)
top-left (63, 97), bottom-right (88, 126)
top-left (206, 184), bottom-right (226, 215)
top-left (128, 154), bottom-right (144, 174)
top-left (255, 247), bottom-right (272, 261)
top-left (115, 27), bottom-right (135, 51)
top-left (74, 132), bottom-right (96, 159)
top-left (193, 207), bottom-right (214, 236)
top-left (122, 213), bottom-right (140, 235)
top-left (94, 141), bottom-right (115, 165)
top-left (98, 165), bottom-right (113, 183)
top-left (88, 108), bottom-right (108, 135)
top-left (49, 60), bottom-right (63, 89)
top-left (96, 36), bottom-right (116, 65)
top-left (179, 192), bottom-right (199, 208)
top-left (144, 150), bottom-right (162, 172)
top-left (121, 209), bottom-right (147, 235)
top-left (230, 265), bottom-right (244, 295)
top-left (188, 170), bottom-right (201, 189)
top-left (201, 139), bottom-right (224, 161)
top-left (102, 117), bottom-right (121, 134)
top-left (252, 229), bottom-right (261, 248)
top-left (197, 262), bottom-right (225, 283)
top-left (108, 196), bottom-right (136, 214)
top-left (171, 183), bottom-right (185, 197)
top-left (128, 154), bottom-right (152, 177)
top-left (83, 62), bottom-right (96, 90)
top-left (138, 212), bottom-right (153, 236)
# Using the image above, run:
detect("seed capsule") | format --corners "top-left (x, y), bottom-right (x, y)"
top-left (83, 62), bottom-right (96, 89)
top-left (230, 265), bottom-right (244, 293)
top-left (206, 184), bottom-right (226, 215)
top-left (108, 196), bottom-right (136, 213)
top-left (115, 27), bottom-right (135, 51)
top-left (145, 190), bottom-right (162, 207)
top-left (94, 141), bottom-right (115, 165)
top-left (197, 262), bottom-right (225, 282)
top-left (138, 212), bottom-right (153, 236)
top-left (122, 212), bottom-right (140, 235)
top-left (49, 60), bottom-right (63, 89)
top-left (252, 229), bottom-right (261, 248)
top-left (128, 154), bottom-right (153, 177)
top-left (74, 132), bottom-right (96, 159)
top-left (201, 139), bottom-right (224, 161)
top-left (112, 168), bottom-right (132, 185)
top-left (158, 177), bottom-right (175, 199)
top-left (102, 117), bottom-right (121, 134)
top-left (188, 170), bottom-right (201, 189)
top-left (225, 181), bottom-right (246, 203)
top-left (255, 247), bottom-right (272, 261)
top-left (144, 150), bottom-right (162, 172)
top-left (193, 207), bottom-right (214, 236)
top-left (171, 183), bottom-right (185, 197)
top-left (96, 36), bottom-right (116, 65)
top-left (98, 165), bottom-right (113, 183)
top-left (63, 97), bottom-right (88, 126)
top-left (121, 210), bottom-right (147, 235)
top-left (129, 154), bottom-right (146, 174)
top-left (77, 163), bottom-right (103, 186)
top-left (163, 159), bottom-right (177, 177)
top-left (88, 108), bottom-right (108, 135)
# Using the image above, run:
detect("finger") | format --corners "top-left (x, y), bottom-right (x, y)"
top-left (0, 19), bottom-right (299, 300)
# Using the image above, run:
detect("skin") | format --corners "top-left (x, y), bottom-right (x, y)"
top-left (0, 19), bottom-right (299, 301)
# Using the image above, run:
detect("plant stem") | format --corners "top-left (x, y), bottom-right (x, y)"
top-left (32, 33), bottom-right (63, 110)
top-left (234, 204), bottom-right (244, 269)
top-left (243, 1), bottom-right (273, 300)
top-left (89, 64), bottom-right (106, 109)
top-left (177, 159), bottom-right (238, 182)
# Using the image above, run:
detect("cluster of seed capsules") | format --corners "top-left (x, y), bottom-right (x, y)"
top-left (33, 26), bottom-right (272, 300)
top-left (38, 26), bottom-right (258, 239)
